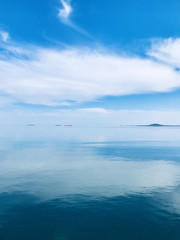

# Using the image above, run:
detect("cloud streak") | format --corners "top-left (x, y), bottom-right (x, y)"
top-left (0, 39), bottom-right (180, 107)
top-left (58, 0), bottom-right (72, 22)
top-left (0, 31), bottom-right (9, 42)
top-left (149, 38), bottom-right (180, 68)
top-left (58, 0), bottom-right (91, 37)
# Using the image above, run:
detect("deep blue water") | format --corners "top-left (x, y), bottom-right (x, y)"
top-left (0, 126), bottom-right (180, 239)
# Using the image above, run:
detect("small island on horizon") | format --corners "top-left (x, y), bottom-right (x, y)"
top-left (148, 123), bottom-right (164, 127)
top-left (137, 123), bottom-right (180, 127)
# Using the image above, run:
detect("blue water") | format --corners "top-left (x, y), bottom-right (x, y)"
top-left (0, 126), bottom-right (180, 239)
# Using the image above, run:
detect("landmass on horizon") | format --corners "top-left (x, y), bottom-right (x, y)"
top-left (137, 123), bottom-right (180, 127)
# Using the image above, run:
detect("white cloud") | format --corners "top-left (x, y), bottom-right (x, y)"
top-left (0, 31), bottom-right (9, 42)
top-left (80, 108), bottom-right (109, 114)
top-left (0, 95), bottom-right (15, 106)
top-left (58, 0), bottom-right (72, 21)
top-left (58, 0), bottom-right (91, 37)
top-left (148, 38), bottom-right (180, 68)
top-left (1, 39), bottom-right (180, 107)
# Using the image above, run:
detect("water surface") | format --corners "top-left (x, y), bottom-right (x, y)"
top-left (0, 126), bottom-right (180, 239)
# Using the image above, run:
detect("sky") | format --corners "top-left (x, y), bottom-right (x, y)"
top-left (0, 0), bottom-right (180, 126)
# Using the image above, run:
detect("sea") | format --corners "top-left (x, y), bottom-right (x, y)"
top-left (0, 125), bottom-right (180, 240)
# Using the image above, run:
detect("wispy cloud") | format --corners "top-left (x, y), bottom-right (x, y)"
top-left (148, 38), bottom-right (180, 68)
top-left (0, 31), bottom-right (9, 42)
top-left (58, 0), bottom-right (72, 23)
top-left (80, 108), bottom-right (109, 114)
top-left (58, 0), bottom-right (91, 37)
top-left (1, 38), bottom-right (180, 107)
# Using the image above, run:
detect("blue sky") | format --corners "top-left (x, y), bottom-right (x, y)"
top-left (0, 0), bottom-right (180, 125)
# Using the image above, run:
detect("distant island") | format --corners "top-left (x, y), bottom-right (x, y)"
top-left (148, 123), bottom-right (163, 127)
top-left (137, 123), bottom-right (180, 127)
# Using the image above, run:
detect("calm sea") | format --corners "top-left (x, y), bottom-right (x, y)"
top-left (0, 126), bottom-right (180, 240)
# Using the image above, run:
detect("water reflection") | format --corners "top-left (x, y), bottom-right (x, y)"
top-left (0, 126), bottom-right (180, 239)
